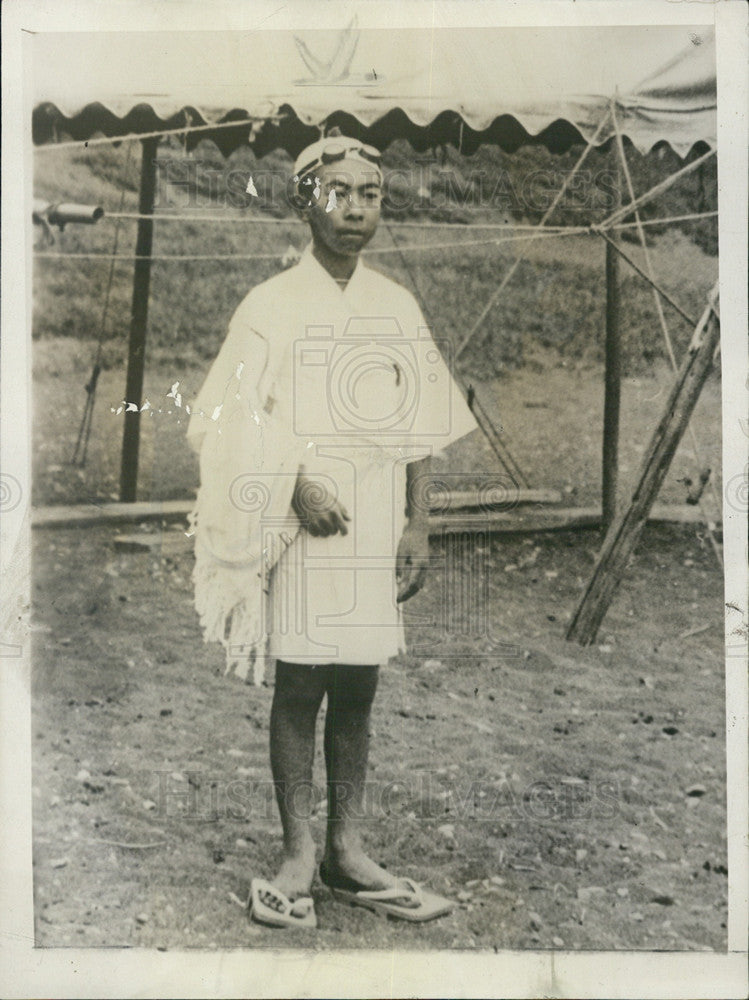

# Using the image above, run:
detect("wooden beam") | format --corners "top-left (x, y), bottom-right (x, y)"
top-left (431, 507), bottom-right (602, 534)
top-left (119, 136), bottom-right (160, 502)
top-left (435, 488), bottom-right (562, 510)
top-left (566, 289), bottom-right (720, 645)
top-left (32, 501), bottom-right (716, 534)
top-left (32, 499), bottom-right (193, 529)
top-left (114, 532), bottom-right (193, 555)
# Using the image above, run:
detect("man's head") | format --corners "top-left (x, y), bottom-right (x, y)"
top-left (292, 136), bottom-right (383, 259)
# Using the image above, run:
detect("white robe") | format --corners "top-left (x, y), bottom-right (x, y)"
top-left (189, 244), bottom-right (478, 670)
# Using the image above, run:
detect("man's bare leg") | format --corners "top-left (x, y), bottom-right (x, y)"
top-left (322, 664), bottom-right (402, 889)
top-left (268, 660), bottom-right (327, 900)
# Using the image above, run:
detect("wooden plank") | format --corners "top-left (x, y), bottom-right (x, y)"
top-left (429, 488), bottom-right (562, 510)
top-left (113, 532), bottom-right (193, 555)
top-left (433, 504), bottom-right (718, 535)
top-left (430, 507), bottom-right (601, 534)
top-left (32, 499), bottom-right (194, 529)
top-left (120, 136), bottom-right (160, 502)
top-left (31, 489), bottom-right (560, 530)
top-left (32, 501), bottom-right (719, 534)
top-left (566, 289), bottom-right (720, 645)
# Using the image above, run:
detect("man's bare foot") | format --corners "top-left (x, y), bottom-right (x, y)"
top-left (267, 845), bottom-right (317, 902)
top-left (322, 845), bottom-right (402, 892)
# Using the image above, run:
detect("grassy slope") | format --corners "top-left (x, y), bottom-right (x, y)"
top-left (33, 139), bottom-right (718, 374)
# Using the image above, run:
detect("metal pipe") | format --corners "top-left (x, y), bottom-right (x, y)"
top-left (33, 200), bottom-right (104, 228)
top-left (47, 203), bottom-right (104, 227)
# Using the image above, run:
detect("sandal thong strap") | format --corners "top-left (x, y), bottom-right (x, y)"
top-left (353, 878), bottom-right (423, 907)
top-left (253, 878), bottom-right (314, 916)
top-left (319, 861), bottom-right (420, 902)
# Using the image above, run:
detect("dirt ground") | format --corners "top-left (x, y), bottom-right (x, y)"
top-left (30, 331), bottom-right (727, 952)
top-left (31, 515), bottom-right (727, 952)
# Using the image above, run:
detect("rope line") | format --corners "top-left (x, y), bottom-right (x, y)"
top-left (382, 219), bottom-right (529, 487)
top-left (615, 211), bottom-right (717, 229)
top-left (612, 105), bottom-right (681, 364)
top-left (600, 148), bottom-right (716, 230)
top-left (32, 228), bottom-right (589, 263)
top-left (31, 210), bottom-right (718, 263)
top-left (33, 115), bottom-right (282, 152)
top-left (35, 250), bottom-right (285, 262)
top-left (108, 212), bottom-right (310, 224)
top-left (454, 105), bottom-right (614, 359)
top-left (102, 210), bottom-right (718, 229)
top-left (595, 231), bottom-right (698, 329)
top-left (610, 106), bottom-right (723, 567)
top-left (104, 212), bottom-right (582, 230)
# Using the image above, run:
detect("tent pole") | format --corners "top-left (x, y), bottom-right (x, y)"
top-left (566, 287), bottom-right (719, 645)
top-left (601, 151), bottom-right (621, 531)
top-left (120, 136), bottom-right (160, 502)
top-left (602, 226), bottom-right (621, 529)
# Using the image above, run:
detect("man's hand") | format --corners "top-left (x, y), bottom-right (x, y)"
top-left (291, 471), bottom-right (350, 538)
top-left (396, 522), bottom-right (430, 603)
top-left (397, 454), bottom-right (432, 602)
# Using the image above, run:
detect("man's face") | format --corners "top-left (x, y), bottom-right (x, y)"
top-left (302, 157), bottom-right (381, 257)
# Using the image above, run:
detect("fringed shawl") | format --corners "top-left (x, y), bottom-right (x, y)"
top-left (186, 321), bottom-right (303, 685)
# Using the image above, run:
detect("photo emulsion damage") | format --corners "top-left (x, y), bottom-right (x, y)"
top-left (27, 21), bottom-right (734, 958)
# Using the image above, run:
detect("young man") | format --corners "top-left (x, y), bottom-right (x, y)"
top-left (189, 135), bottom-right (477, 927)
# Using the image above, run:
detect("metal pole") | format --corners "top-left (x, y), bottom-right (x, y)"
top-left (120, 136), bottom-right (159, 502)
top-left (601, 158), bottom-right (621, 531)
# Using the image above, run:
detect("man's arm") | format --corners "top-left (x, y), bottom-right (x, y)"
top-left (405, 454), bottom-right (431, 526)
top-left (396, 455), bottom-right (431, 603)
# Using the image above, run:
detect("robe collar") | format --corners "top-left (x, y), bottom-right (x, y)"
top-left (298, 241), bottom-right (368, 301)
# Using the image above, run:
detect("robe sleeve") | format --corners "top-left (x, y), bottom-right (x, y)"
top-left (405, 301), bottom-right (479, 455)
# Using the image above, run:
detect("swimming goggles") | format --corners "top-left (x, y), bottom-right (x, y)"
top-left (297, 141), bottom-right (382, 180)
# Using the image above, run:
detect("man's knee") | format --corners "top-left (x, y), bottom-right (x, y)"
top-left (273, 660), bottom-right (327, 707)
top-left (327, 664), bottom-right (379, 709)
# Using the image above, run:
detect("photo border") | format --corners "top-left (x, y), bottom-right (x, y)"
top-left (2, 1), bottom-right (746, 997)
